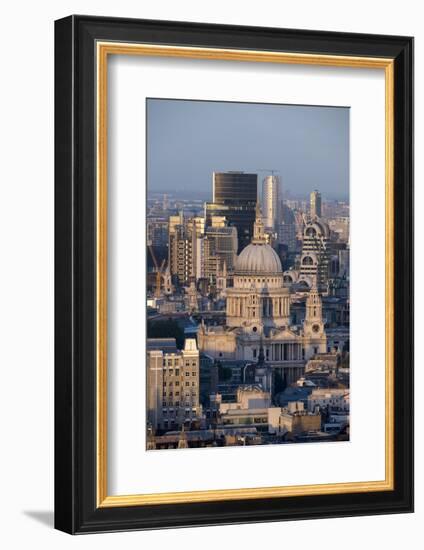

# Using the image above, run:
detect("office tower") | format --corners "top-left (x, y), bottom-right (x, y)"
top-left (278, 203), bottom-right (298, 251)
top-left (147, 217), bottom-right (168, 248)
top-left (147, 338), bottom-right (201, 432)
top-left (310, 190), bottom-right (322, 219)
top-left (262, 175), bottom-right (281, 230)
top-left (202, 225), bottom-right (238, 281)
top-left (300, 219), bottom-right (331, 291)
top-left (205, 171), bottom-right (257, 253)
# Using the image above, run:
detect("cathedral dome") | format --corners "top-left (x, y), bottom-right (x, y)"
top-left (235, 242), bottom-right (282, 274)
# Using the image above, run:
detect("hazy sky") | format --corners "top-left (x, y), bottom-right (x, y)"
top-left (147, 98), bottom-right (349, 201)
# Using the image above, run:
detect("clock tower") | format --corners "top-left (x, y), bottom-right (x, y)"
top-left (303, 284), bottom-right (327, 360)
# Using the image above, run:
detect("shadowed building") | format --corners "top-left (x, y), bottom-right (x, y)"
top-left (205, 171), bottom-right (257, 253)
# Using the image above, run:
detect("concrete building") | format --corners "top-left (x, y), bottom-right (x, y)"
top-left (262, 175), bottom-right (281, 230)
top-left (147, 217), bottom-right (169, 248)
top-left (307, 388), bottom-right (350, 412)
top-left (279, 401), bottom-right (322, 436)
top-left (299, 218), bottom-right (331, 290)
top-left (328, 216), bottom-right (350, 243)
top-left (218, 385), bottom-right (272, 430)
top-left (202, 225), bottom-right (238, 282)
top-left (310, 190), bottom-right (322, 219)
top-left (168, 215), bottom-right (204, 285)
top-left (147, 338), bottom-right (202, 432)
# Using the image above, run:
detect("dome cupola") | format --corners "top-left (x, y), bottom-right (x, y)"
top-left (234, 204), bottom-right (282, 275)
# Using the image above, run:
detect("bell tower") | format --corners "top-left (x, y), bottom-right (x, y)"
top-left (303, 284), bottom-right (327, 360)
top-left (252, 203), bottom-right (266, 243)
top-left (303, 284), bottom-right (324, 337)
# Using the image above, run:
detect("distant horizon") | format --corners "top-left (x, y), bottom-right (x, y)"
top-left (147, 186), bottom-right (349, 203)
top-left (147, 99), bottom-right (349, 201)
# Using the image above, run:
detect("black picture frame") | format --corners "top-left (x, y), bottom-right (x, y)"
top-left (55, 15), bottom-right (414, 534)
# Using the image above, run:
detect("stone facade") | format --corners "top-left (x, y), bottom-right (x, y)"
top-left (198, 208), bottom-right (328, 385)
top-left (147, 338), bottom-right (202, 432)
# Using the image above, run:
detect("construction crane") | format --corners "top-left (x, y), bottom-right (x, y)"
top-left (148, 243), bottom-right (166, 298)
top-left (256, 169), bottom-right (280, 177)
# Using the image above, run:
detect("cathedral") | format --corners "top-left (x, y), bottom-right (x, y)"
top-left (198, 207), bottom-right (327, 384)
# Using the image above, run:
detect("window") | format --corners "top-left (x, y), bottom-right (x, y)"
top-left (192, 382), bottom-right (196, 386)
top-left (192, 371), bottom-right (196, 376)
top-left (175, 369), bottom-right (179, 376)
top-left (175, 381), bottom-right (180, 386)
top-left (185, 381), bottom-right (190, 387)
top-left (185, 372), bottom-right (190, 376)
top-left (303, 256), bottom-right (314, 266)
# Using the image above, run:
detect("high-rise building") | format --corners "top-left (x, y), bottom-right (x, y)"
top-left (168, 215), bottom-right (204, 285)
top-left (205, 171), bottom-right (257, 253)
top-left (310, 190), bottom-right (322, 219)
top-left (262, 175), bottom-right (281, 230)
top-left (202, 225), bottom-right (238, 281)
top-left (147, 217), bottom-right (168, 248)
top-left (147, 338), bottom-right (201, 432)
top-left (300, 219), bottom-right (331, 290)
top-left (278, 203), bottom-right (298, 251)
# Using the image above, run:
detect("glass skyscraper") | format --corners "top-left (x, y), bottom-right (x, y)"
top-left (205, 172), bottom-right (257, 253)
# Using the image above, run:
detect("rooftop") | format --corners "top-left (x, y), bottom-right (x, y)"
top-left (147, 338), bottom-right (178, 353)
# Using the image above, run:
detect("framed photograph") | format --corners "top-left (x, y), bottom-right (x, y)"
top-left (54, 15), bottom-right (413, 533)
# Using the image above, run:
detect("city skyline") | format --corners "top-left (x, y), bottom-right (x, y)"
top-left (146, 100), bottom-right (350, 450)
top-left (147, 98), bottom-right (350, 201)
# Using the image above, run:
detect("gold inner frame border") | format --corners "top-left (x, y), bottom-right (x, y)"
top-left (96, 42), bottom-right (395, 508)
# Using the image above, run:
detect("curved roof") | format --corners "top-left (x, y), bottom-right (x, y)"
top-left (235, 242), bottom-right (282, 274)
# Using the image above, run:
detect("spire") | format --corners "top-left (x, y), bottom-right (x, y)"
top-left (178, 424), bottom-right (189, 449)
top-left (253, 203), bottom-right (266, 243)
top-left (305, 284), bottom-right (323, 322)
top-left (258, 337), bottom-right (265, 365)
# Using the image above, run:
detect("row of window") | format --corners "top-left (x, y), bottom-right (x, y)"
top-left (163, 390), bottom-right (196, 397)
top-left (162, 402), bottom-right (196, 408)
top-left (163, 359), bottom-right (197, 367)
top-left (163, 381), bottom-right (196, 387)
top-left (162, 370), bottom-right (198, 378)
